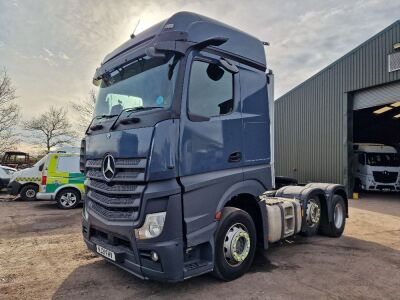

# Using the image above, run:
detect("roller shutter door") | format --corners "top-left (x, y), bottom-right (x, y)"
top-left (353, 81), bottom-right (400, 110)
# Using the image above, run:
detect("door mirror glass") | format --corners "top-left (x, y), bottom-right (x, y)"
top-left (38, 164), bottom-right (44, 171)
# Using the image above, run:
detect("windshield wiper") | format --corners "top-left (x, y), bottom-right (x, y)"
top-left (110, 106), bottom-right (164, 130)
top-left (85, 114), bottom-right (119, 134)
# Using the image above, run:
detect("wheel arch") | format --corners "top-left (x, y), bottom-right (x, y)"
top-left (54, 184), bottom-right (83, 201)
top-left (217, 180), bottom-right (267, 249)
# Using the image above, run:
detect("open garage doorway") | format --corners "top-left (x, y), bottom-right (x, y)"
top-left (350, 82), bottom-right (400, 194)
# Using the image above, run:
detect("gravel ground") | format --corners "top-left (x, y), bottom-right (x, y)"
top-left (0, 192), bottom-right (399, 300)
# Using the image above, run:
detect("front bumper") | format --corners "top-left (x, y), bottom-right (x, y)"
top-left (36, 192), bottom-right (54, 200)
top-left (363, 183), bottom-right (400, 192)
top-left (82, 190), bottom-right (186, 282)
top-left (6, 180), bottom-right (18, 194)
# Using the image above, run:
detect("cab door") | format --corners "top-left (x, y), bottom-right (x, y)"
top-left (178, 50), bottom-right (243, 245)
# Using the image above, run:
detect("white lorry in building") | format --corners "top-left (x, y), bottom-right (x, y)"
top-left (353, 143), bottom-right (400, 192)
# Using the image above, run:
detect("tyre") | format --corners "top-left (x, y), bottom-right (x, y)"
top-left (56, 188), bottom-right (80, 209)
top-left (319, 195), bottom-right (346, 237)
top-left (301, 197), bottom-right (321, 236)
top-left (212, 207), bottom-right (257, 281)
top-left (20, 184), bottom-right (38, 201)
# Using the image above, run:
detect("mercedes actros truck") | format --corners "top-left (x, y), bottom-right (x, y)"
top-left (81, 12), bottom-right (348, 282)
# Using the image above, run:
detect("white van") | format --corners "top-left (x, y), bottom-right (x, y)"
top-left (7, 156), bottom-right (46, 200)
top-left (353, 144), bottom-right (400, 192)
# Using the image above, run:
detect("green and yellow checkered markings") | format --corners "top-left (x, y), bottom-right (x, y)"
top-left (16, 177), bottom-right (41, 182)
top-left (43, 174), bottom-right (85, 194)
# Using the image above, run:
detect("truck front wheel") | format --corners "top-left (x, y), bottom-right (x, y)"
top-left (212, 207), bottom-right (256, 281)
top-left (20, 184), bottom-right (38, 201)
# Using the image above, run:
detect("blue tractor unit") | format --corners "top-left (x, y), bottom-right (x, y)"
top-left (81, 12), bottom-right (348, 282)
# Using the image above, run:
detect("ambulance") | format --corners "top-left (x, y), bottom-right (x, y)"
top-left (36, 153), bottom-right (85, 209)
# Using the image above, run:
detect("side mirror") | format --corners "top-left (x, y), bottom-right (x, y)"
top-left (38, 164), bottom-right (44, 171)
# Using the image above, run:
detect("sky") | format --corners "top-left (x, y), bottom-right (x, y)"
top-left (0, 0), bottom-right (400, 121)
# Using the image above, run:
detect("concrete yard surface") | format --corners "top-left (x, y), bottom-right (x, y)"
top-left (0, 193), bottom-right (399, 300)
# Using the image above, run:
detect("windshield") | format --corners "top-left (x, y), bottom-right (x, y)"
top-left (94, 54), bottom-right (180, 117)
top-left (366, 153), bottom-right (400, 167)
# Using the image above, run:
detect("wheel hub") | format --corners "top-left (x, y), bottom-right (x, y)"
top-left (26, 189), bottom-right (36, 198)
top-left (334, 203), bottom-right (344, 229)
top-left (306, 199), bottom-right (321, 226)
top-left (223, 223), bottom-right (251, 266)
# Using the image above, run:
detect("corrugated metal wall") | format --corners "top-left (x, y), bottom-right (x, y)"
top-left (275, 20), bottom-right (400, 188)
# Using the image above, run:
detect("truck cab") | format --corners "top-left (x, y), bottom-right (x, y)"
top-left (81, 12), bottom-right (348, 282)
top-left (353, 144), bottom-right (400, 192)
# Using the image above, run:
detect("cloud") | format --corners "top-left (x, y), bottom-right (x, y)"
top-left (58, 52), bottom-right (70, 60)
top-left (43, 48), bottom-right (55, 57)
top-left (0, 0), bottom-right (399, 120)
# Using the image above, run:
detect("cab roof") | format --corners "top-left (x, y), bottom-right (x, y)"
top-left (98, 11), bottom-right (266, 75)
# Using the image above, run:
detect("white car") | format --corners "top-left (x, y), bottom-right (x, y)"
top-left (353, 144), bottom-right (400, 192)
top-left (0, 165), bottom-right (17, 192)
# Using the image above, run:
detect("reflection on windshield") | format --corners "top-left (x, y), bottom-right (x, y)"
top-left (366, 153), bottom-right (400, 167)
top-left (94, 54), bottom-right (180, 117)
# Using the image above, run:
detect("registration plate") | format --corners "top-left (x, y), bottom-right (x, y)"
top-left (96, 245), bottom-right (115, 261)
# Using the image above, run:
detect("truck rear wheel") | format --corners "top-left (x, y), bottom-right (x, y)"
top-left (319, 195), bottom-right (346, 237)
top-left (20, 184), bottom-right (38, 201)
top-left (56, 188), bottom-right (80, 209)
top-left (301, 197), bottom-right (321, 236)
top-left (212, 207), bottom-right (256, 281)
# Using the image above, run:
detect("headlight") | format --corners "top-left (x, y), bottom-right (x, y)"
top-left (135, 212), bottom-right (166, 240)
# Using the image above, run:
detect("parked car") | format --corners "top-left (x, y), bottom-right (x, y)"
top-left (0, 165), bottom-right (17, 192)
top-left (36, 153), bottom-right (85, 209)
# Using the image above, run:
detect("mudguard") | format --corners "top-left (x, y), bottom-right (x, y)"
top-left (305, 183), bottom-right (348, 218)
top-left (275, 185), bottom-right (327, 231)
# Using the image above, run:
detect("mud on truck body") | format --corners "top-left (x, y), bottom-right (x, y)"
top-left (81, 12), bottom-right (348, 282)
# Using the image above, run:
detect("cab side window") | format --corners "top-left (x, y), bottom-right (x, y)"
top-left (188, 60), bottom-right (233, 118)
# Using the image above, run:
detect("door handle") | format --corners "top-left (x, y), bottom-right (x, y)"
top-left (228, 152), bottom-right (242, 163)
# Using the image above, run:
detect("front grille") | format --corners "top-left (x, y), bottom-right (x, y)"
top-left (85, 157), bottom-right (147, 222)
top-left (373, 171), bottom-right (398, 183)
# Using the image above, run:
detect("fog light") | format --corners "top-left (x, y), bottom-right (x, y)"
top-left (150, 251), bottom-right (159, 262)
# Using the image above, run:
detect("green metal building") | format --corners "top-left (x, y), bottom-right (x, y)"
top-left (275, 20), bottom-right (400, 193)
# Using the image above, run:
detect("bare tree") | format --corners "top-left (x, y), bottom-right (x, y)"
top-left (24, 106), bottom-right (76, 152)
top-left (70, 90), bottom-right (96, 134)
top-left (0, 68), bottom-right (20, 153)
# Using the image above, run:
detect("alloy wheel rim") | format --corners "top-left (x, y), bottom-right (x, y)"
top-left (26, 189), bottom-right (36, 198)
top-left (60, 193), bottom-right (77, 207)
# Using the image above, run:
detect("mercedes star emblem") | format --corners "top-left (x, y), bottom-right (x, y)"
top-left (102, 154), bottom-right (116, 181)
